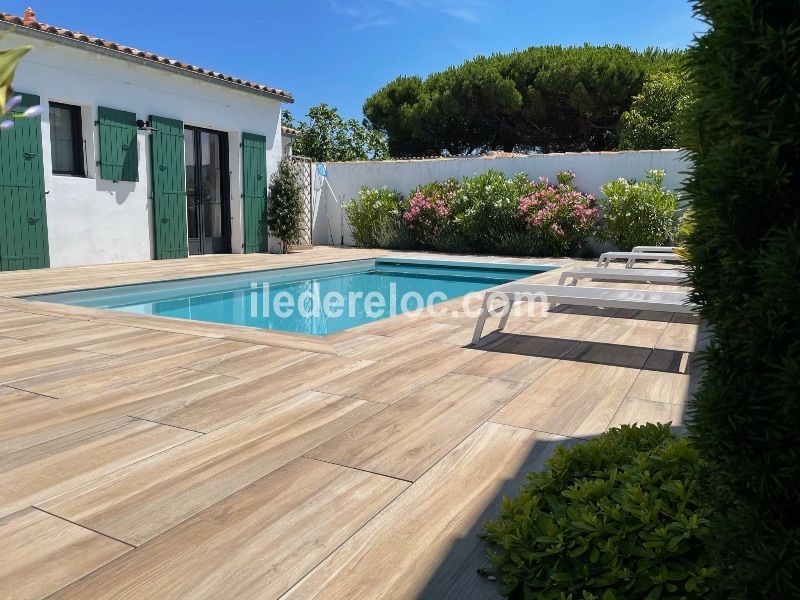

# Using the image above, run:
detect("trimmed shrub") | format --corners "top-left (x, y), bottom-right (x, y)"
top-left (596, 170), bottom-right (678, 250)
top-left (266, 157), bottom-right (304, 253)
top-left (343, 186), bottom-right (404, 248)
top-left (483, 424), bottom-right (718, 600)
top-left (683, 0), bottom-right (800, 596)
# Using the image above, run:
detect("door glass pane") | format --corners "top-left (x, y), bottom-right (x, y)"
top-left (184, 129), bottom-right (198, 239)
top-left (49, 105), bottom-right (76, 174)
top-left (201, 132), bottom-right (223, 239)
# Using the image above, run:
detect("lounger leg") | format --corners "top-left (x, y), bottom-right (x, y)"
top-left (471, 294), bottom-right (492, 345)
top-left (626, 258), bottom-right (635, 268)
top-left (596, 256), bottom-right (605, 267)
top-left (498, 298), bottom-right (516, 331)
top-left (557, 273), bottom-right (578, 286)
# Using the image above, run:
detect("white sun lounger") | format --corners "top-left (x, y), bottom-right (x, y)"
top-left (597, 251), bottom-right (684, 268)
top-left (558, 267), bottom-right (689, 286)
top-left (632, 246), bottom-right (678, 253)
top-left (472, 283), bottom-right (696, 344)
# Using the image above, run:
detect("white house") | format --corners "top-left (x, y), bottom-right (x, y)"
top-left (0, 8), bottom-right (294, 269)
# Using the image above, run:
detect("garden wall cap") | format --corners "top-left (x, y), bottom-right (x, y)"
top-left (1, 8), bottom-right (294, 102)
top-left (321, 148), bottom-right (685, 164)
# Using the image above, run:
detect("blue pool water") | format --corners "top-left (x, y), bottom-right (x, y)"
top-left (29, 258), bottom-right (554, 335)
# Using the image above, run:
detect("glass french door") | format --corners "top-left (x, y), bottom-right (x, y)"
top-left (184, 126), bottom-right (231, 255)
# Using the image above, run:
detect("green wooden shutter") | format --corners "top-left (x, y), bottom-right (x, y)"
top-left (97, 106), bottom-right (138, 182)
top-left (0, 92), bottom-right (50, 271)
top-left (149, 115), bottom-right (188, 259)
top-left (242, 132), bottom-right (267, 253)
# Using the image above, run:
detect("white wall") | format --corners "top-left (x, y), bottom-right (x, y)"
top-left (312, 150), bottom-right (690, 246)
top-left (2, 30), bottom-right (285, 267)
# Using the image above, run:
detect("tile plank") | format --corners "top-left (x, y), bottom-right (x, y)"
top-left (5, 355), bottom-right (179, 398)
top-left (184, 344), bottom-right (314, 378)
top-left (49, 458), bottom-right (407, 600)
top-left (610, 397), bottom-right (684, 429)
top-left (0, 508), bottom-right (130, 600)
top-left (0, 371), bottom-right (232, 456)
top-left (307, 374), bottom-right (526, 480)
top-left (0, 418), bottom-right (198, 517)
top-left (656, 321), bottom-right (702, 352)
top-left (626, 370), bottom-right (693, 405)
top-left (491, 361), bottom-right (639, 437)
top-left (317, 342), bottom-right (481, 404)
top-left (285, 423), bottom-right (566, 600)
top-left (42, 392), bottom-right (384, 545)
top-left (131, 355), bottom-right (374, 432)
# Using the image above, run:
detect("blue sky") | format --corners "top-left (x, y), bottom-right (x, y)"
top-left (5, 1), bottom-right (704, 122)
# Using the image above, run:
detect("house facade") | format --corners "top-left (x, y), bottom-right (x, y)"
top-left (0, 9), bottom-right (293, 269)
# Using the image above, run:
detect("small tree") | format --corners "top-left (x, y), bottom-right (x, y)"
top-left (283, 104), bottom-right (387, 162)
top-left (266, 158), bottom-right (304, 253)
top-left (618, 70), bottom-right (693, 150)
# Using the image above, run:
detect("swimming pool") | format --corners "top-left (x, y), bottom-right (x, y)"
top-left (29, 258), bottom-right (555, 335)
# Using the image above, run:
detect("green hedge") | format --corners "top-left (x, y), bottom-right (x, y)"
top-left (344, 170), bottom-right (684, 257)
top-left (683, 0), bottom-right (800, 596)
top-left (344, 170), bottom-right (599, 257)
top-left (483, 424), bottom-right (717, 599)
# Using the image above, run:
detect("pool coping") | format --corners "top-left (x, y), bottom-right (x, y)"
top-left (3, 255), bottom-right (564, 352)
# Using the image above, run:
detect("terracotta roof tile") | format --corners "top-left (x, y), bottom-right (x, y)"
top-left (0, 9), bottom-right (293, 102)
top-left (281, 126), bottom-right (300, 136)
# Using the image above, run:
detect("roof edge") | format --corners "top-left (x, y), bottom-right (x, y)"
top-left (0, 18), bottom-right (294, 104)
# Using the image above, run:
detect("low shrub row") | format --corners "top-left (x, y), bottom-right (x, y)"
top-left (344, 170), bottom-right (679, 257)
top-left (483, 424), bottom-right (719, 599)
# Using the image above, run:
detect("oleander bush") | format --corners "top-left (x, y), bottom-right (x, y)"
top-left (483, 424), bottom-right (718, 600)
top-left (343, 186), bottom-right (404, 248)
top-left (450, 170), bottom-right (533, 252)
top-left (402, 179), bottom-right (458, 246)
top-left (515, 170), bottom-right (598, 256)
top-left (683, 0), bottom-right (800, 596)
top-left (596, 170), bottom-right (679, 250)
top-left (346, 170), bottom-right (599, 256)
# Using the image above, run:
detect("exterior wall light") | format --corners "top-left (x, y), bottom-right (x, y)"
top-left (136, 119), bottom-right (158, 135)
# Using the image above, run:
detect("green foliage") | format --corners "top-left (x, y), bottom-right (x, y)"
top-left (265, 158), bottom-right (304, 253)
top-left (516, 171), bottom-right (599, 256)
top-left (675, 209), bottom-right (694, 258)
top-left (348, 171), bottom-right (598, 256)
top-left (597, 170), bottom-right (678, 250)
top-left (450, 171), bottom-right (533, 252)
top-left (284, 104), bottom-right (387, 162)
top-left (402, 179), bottom-right (459, 246)
top-left (682, 0), bottom-right (800, 596)
top-left (484, 424), bottom-right (718, 600)
top-left (618, 70), bottom-right (694, 150)
top-left (343, 186), bottom-right (404, 248)
top-left (363, 45), bottom-right (684, 157)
